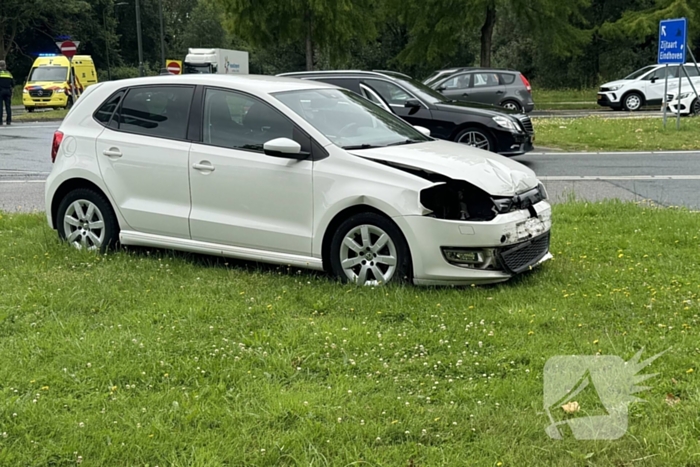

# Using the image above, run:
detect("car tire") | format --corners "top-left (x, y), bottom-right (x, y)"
top-left (56, 188), bottom-right (120, 253)
top-left (26, 107), bottom-right (35, 113)
top-left (502, 100), bottom-right (523, 113)
top-left (622, 93), bottom-right (643, 111)
top-left (454, 127), bottom-right (495, 152)
top-left (329, 212), bottom-right (411, 285)
top-left (691, 99), bottom-right (700, 116)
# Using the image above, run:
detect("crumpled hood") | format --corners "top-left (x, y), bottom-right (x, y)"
top-left (349, 140), bottom-right (539, 196)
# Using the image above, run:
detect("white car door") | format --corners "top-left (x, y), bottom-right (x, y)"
top-left (95, 85), bottom-right (194, 238)
top-left (188, 87), bottom-right (314, 255)
top-left (645, 65), bottom-right (680, 104)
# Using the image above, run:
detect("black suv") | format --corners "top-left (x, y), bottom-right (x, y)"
top-left (277, 70), bottom-right (534, 156)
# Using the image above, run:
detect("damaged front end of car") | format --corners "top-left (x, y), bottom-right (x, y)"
top-left (419, 178), bottom-right (552, 275)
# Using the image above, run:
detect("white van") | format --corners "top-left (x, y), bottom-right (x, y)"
top-left (597, 63), bottom-right (700, 111)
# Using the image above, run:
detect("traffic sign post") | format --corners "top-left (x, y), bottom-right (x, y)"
top-left (658, 18), bottom-right (688, 129)
top-left (56, 40), bottom-right (81, 102)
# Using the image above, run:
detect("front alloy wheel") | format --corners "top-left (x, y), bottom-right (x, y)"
top-left (456, 128), bottom-right (492, 151)
top-left (623, 93), bottom-right (642, 111)
top-left (330, 213), bottom-right (411, 285)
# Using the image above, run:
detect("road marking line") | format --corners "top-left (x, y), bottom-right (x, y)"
top-left (0, 180), bottom-right (46, 184)
top-left (540, 175), bottom-right (700, 181)
top-left (529, 150), bottom-right (700, 156)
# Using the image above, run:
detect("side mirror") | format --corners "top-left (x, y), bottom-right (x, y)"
top-left (650, 77), bottom-right (657, 84)
top-left (404, 99), bottom-right (421, 108)
top-left (263, 138), bottom-right (310, 160)
top-left (436, 85), bottom-right (447, 92)
top-left (413, 126), bottom-right (431, 137)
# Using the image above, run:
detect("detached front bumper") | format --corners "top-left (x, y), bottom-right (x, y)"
top-left (396, 201), bottom-right (553, 286)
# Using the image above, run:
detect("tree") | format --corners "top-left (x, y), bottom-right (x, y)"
top-left (216, 0), bottom-right (380, 70)
top-left (393, 0), bottom-right (591, 69)
top-left (0, 0), bottom-right (89, 60)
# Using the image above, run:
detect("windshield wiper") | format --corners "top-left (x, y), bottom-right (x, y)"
top-left (342, 144), bottom-right (384, 150)
top-left (386, 139), bottom-right (424, 147)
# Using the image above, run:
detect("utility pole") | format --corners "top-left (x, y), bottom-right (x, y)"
top-left (159, 0), bottom-right (166, 69)
top-left (135, 0), bottom-right (144, 76)
top-left (103, 8), bottom-right (112, 80)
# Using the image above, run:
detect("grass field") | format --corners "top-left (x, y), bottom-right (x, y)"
top-left (14, 109), bottom-right (68, 122)
top-left (533, 116), bottom-right (700, 151)
top-left (0, 202), bottom-right (698, 465)
top-left (533, 88), bottom-right (600, 110)
top-left (11, 86), bottom-right (22, 106)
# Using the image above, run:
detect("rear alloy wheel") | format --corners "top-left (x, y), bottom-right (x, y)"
top-left (330, 213), bottom-right (411, 286)
top-left (622, 93), bottom-right (643, 111)
top-left (57, 189), bottom-right (119, 253)
top-left (502, 100), bottom-right (522, 112)
top-left (455, 127), bottom-right (494, 152)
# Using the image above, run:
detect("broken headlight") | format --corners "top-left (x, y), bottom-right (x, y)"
top-left (421, 181), bottom-right (498, 221)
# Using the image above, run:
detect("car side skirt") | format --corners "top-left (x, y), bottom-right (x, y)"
top-left (119, 231), bottom-right (324, 271)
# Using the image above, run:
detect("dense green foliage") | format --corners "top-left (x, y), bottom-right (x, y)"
top-left (1, 0), bottom-right (699, 88)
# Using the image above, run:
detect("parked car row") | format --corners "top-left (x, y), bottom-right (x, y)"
top-left (279, 70), bottom-right (535, 156)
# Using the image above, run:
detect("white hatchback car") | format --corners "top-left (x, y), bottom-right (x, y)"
top-left (46, 75), bottom-right (552, 286)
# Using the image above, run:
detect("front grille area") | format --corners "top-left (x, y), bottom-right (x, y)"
top-left (499, 232), bottom-right (550, 274)
top-left (29, 89), bottom-right (53, 98)
top-left (517, 115), bottom-right (534, 134)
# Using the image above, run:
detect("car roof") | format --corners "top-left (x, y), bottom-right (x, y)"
top-left (278, 70), bottom-right (411, 82)
top-left (96, 74), bottom-right (337, 95)
top-left (437, 67), bottom-right (519, 74)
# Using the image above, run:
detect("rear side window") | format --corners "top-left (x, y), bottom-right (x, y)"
top-left (499, 73), bottom-right (516, 85)
top-left (94, 91), bottom-right (124, 125)
top-left (116, 86), bottom-right (194, 140)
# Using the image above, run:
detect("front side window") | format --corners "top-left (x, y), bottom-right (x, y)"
top-left (203, 88), bottom-right (294, 151)
top-left (364, 80), bottom-right (413, 106)
top-left (648, 66), bottom-right (680, 80)
top-left (441, 73), bottom-right (470, 90)
top-left (117, 86), bottom-right (194, 140)
top-left (28, 66), bottom-right (68, 82)
top-left (274, 88), bottom-right (430, 149)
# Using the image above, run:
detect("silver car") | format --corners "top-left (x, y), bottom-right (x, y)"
top-left (425, 67), bottom-right (535, 113)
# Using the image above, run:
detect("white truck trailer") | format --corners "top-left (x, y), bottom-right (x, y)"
top-left (183, 48), bottom-right (249, 75)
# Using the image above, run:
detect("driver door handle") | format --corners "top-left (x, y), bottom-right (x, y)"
top-left (462, 93), bottom-right (469, 97)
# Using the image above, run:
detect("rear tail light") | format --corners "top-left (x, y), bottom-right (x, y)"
top-left (51, 131), bottom-right (64, 163)
top-left (520, 74), bottom-right (532, 93)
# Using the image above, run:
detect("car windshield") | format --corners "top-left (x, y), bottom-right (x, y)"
top-left (273, 88), bottom-right (431, 149)
top-left (28, 66), bottom-right (68, 82)
top-left (624, 66), bottom-right (657, 80)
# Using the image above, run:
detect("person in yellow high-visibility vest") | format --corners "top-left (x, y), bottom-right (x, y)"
top-left (0, 60), bottom-right (13, 125)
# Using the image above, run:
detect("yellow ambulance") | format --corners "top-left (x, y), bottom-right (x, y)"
top-left (23, 54), bottom-right (98, 112)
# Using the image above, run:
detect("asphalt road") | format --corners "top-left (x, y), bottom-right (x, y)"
top-left (2, 123), bottom-right (700, 214)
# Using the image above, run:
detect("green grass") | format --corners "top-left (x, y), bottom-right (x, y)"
top-left (11, 85), bottom-right (22, 106)
top-left (534, 116), bottom-right (700, 151)
top-left (533, 88), bottom-right (600, 110)
top-left (14, 109), bottom-right (68, 122)
top-left (0, 202), bottom-right (699, 465)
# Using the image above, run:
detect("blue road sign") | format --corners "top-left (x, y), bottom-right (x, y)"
top-left (658, 18), bottom-right (687, 64)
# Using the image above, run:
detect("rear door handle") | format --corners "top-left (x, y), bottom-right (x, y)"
top-left (102, 148), bottom-right (122, 158)
top-left (462, 93), bottom-right (469, 97)
top-left (193, 162), bottom-right (215, 172)
top-left (496, 90), bottom-right (505, 94)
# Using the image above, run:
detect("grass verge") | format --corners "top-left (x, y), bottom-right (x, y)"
top-left (14, 109), bottom-right (68, 123)
top-left (533, 88), bottom-right (600, 110)
top-left (533, 116), bottom-right (700, 151)
top-left (0, 202), bottom-right (698, 466)
top-left (11, 86), bottom-right (22, 106)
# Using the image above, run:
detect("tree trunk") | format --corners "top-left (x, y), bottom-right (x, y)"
top-left (0, 23), bottom-right (6, 61)
top-left (305, 9), bottom-right (314, 71)
top-left (480, 4), bottom-right (496, 68)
